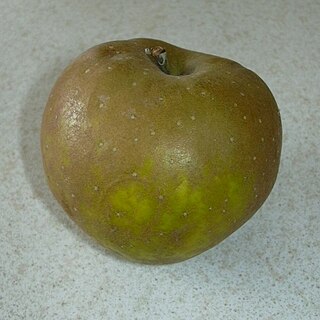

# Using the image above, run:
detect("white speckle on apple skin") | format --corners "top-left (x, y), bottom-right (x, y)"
top-left (190, 115), bottom-right (196, 121)
top-left (71, 194), bottom-right (75, 198)
top-left (112, 147), bottom-right (117, 152)
top-left (107, 66), bottom-right (112, 70)
top-left (229, 136), bottom-right (235, 142)
top-left (253, 156), bottom-right (257, 161)
top-left (134, 137), bottom-right (138, 142)
top-left (94, 186), bottom-right (99, 191)
top-left (150, 130), bottom-right (156, 136)
top-left (183, 212), bottom-right (188, 217)
top-left (261, 137), bottom-right (265, 142)
top-left (98, 96), bottom-right (109, 109)
top-left (85, 68), bottom-right (90, 74)
top-left (209, 207), bottom-right (212, 211)
top-left (243, 115), bottom-right (247, 120)
top-left (99, 95), bottom-right (110, 103)
top-left (99, 142), bottom-right (104, 147)
top-left (108, 45), bottom-right (114, 49)
top-left (130, 114), bottom-right (136, 120)
top-left (143, 71), bottom-right (148, 75)
top-left (158, 195), bottom-right (164, 200)
top-left (176, 120), bottom-right (182, 126)
top-left (258, 118), bottom-right (262, 123)
top-left (73, 207), bottom-right (78, 212)
top-left (61, 165), bottom-right (65, 170)
top-left (234, 103), bottom-right (238, 107)
top-left (132, 172), bottom-right (138, 177)
top-left (201, 91), bottom-right (206, 96)
top-left (240, 92), bottom-right (245, 96)
top-left (132, 82), bottom-right (137, 86)
top-left (70, 89), bottom-right (79, 96)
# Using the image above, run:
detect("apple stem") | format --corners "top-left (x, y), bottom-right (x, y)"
top-left (145, 46), bottom-right (169, 75)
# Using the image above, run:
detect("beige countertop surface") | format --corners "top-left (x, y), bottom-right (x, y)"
top-left (1, 0), bottom-right (319, 319)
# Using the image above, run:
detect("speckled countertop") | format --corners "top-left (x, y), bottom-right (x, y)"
top-left (1, 1), bottom-right (319, 319)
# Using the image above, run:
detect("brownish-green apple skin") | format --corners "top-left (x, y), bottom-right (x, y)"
top-left (41, 38), bottom-right (282, 264)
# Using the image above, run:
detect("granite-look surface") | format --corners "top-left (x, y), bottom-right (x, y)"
top-left (1, 1), bottom-right (319, 319)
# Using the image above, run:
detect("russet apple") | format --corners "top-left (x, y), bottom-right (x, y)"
top-left (41, 38), bottom-right (282, 264)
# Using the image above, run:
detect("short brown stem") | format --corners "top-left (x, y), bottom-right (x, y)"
top-left (145, 46), bottom-right (169, 74)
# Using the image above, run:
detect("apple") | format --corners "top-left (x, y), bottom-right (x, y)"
top-left (41, 38), bottom-right (282, 264)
